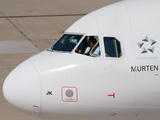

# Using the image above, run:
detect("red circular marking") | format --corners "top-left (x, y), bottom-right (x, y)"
top-left (65, 89), bottom-right (74, 97)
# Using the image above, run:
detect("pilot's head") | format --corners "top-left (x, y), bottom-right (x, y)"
top-left (88, 37), bottom-right (97, 48)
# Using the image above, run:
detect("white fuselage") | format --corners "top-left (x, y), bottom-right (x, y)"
top-left (3, 0), bottom-right (160, 120)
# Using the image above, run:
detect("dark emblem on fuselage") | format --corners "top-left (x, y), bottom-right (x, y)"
top-left (46, 91), bottom-right (52, 95)
top-left (137, 36), bottom-right (157, 54)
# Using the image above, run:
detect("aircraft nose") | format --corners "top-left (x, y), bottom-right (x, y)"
top-left (3, 59), bottom-right (41, 117)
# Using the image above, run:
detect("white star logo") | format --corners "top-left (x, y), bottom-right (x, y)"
top-left (137, 36), bottom-right (157, 54)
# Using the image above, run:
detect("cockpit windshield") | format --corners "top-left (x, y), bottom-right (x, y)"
top-left (51, 34), bottom-right (83, 52)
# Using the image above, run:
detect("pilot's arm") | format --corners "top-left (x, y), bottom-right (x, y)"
top-left (84, 47), bottom-right (91, 55)
top-left (61, 39), bottom-right (78, 44)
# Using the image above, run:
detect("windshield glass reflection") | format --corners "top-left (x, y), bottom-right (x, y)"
top-left (51, 34), bottom-right (83, 52)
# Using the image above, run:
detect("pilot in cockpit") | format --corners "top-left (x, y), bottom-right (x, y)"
top-left (75, 36), bottom-right (100, 57)
top-left (84, 37), bottom-right (97, 55)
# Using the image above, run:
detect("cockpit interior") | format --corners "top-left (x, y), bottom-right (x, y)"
top-left (51, 34), bottom-right (122, 58)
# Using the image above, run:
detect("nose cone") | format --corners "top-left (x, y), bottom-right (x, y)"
top-left (3, 59), bottom-right (41, 117)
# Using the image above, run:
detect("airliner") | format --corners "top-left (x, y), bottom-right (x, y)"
top-left (3, 0), bottom-right (160, 120)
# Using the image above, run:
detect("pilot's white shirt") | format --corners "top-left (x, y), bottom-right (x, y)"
top-left (84, 47), bottom-right (100, 55)
top-left (84, 47), bottom-right (91, 54)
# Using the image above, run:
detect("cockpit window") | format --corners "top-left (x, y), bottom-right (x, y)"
top-left (75, 36), bottom-right (100, 57)
top-left (104, 37), bottom-right (121, 57)
top-left (51, 34), bottom-right (83, 52)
